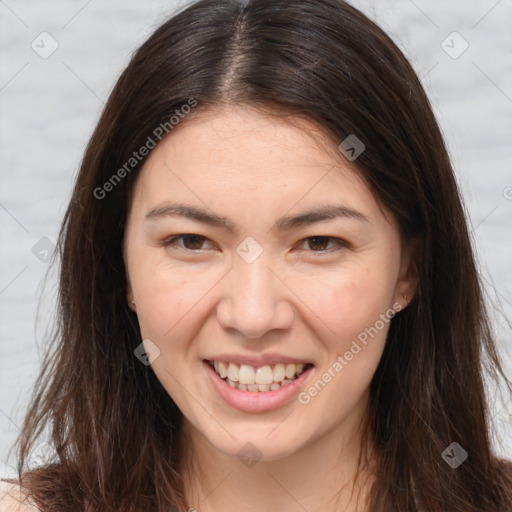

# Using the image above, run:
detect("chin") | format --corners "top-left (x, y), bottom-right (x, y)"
top-left (198, 422), bottom-right (307, 464)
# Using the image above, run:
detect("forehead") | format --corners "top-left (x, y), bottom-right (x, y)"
top-left (129, 104), bottom-right (392, 230)
top-left (136, 106), bottom-right (358, 185)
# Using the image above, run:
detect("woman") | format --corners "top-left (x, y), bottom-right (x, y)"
top-left (1, 0), bottom-right (511, 510)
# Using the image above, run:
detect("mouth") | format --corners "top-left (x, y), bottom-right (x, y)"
top-left (205, 359), bottom-right (314, 393)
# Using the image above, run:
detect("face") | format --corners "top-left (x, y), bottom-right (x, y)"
top-left (123, 105), bottom-right (416, 462)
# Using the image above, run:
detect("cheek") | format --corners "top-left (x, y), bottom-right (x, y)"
top-left (130, 264), bottom-right (215, 403)
top-left (137, 278), bottom-right (205, 342)
top-left (296, 265), bottom-right (394, 361)
top-left (293, 269), bottom-right (395, 416)
top-left (129, 252), bottom-right (215, 341)
top-left (306, 267), bottom-right (390, 328)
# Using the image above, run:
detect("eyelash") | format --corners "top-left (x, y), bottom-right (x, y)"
top-left (161, 234), bottom-right (348, 255)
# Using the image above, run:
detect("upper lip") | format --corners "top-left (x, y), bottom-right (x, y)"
top-left (204, 353), bottom-right (314, 367)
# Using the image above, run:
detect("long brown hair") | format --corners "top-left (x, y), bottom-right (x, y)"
top-left (4, 0), bottom-right (511, 510)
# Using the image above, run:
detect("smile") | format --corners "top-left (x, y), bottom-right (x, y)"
top-left (207, 360), bottom-right (312, 392)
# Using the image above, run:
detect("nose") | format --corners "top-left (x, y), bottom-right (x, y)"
top-left (216, 256), bottom-right (295, 339)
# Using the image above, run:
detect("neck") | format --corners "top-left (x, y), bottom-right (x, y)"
top-left (178, 409), bottom-right (376, 512)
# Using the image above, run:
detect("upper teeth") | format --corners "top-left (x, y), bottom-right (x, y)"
top-left (212, 361), bottom-right (306, 385)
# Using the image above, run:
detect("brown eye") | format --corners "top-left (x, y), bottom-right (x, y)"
top-left (297, 236), bottom-right (348, 254)
top-left (306, 236), bottom-right (331, 251)
top-left (162, 234), bottom-right (213, 251)
top-left (180, 234), bottom-right (207, 250)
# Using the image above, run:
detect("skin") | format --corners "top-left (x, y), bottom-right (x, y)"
top-left (123, 104), bottom-right (417, 512)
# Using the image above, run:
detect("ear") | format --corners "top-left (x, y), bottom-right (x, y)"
top-left (394, 237), bottom-right (420, 311)
top-left (126, 283), bottom-right (136, 312)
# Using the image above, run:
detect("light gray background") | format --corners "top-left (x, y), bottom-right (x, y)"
top-left (1, 0), bottom-right (511, 477)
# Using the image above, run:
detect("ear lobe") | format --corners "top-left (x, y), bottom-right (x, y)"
top-left (126, 284), bottom-right (136, 311)
top-left (395, 237), bottom-right (420, 310)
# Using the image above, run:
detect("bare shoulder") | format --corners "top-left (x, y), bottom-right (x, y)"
top-left (0, 482), bottom-right (40, 512)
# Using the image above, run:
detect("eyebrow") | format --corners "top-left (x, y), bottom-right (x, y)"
top-left (144, 203), bottom-right (369, 232)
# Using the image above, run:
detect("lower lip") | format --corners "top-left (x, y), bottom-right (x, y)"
top-left (203, 360), bottom-right (314, 413)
